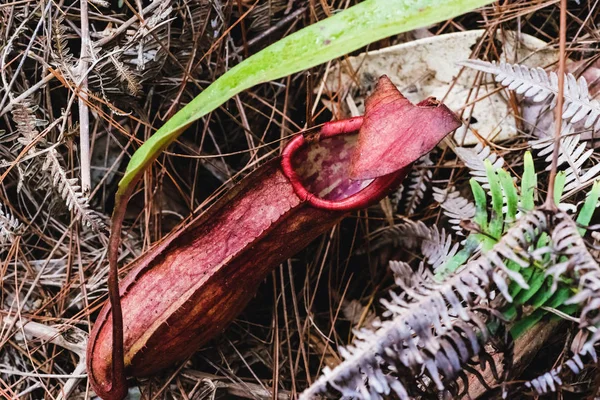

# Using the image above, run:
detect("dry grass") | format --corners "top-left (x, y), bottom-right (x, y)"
top-left (0, 0), bottom-right (599, 399)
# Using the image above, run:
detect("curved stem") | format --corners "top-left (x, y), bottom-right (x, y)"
top-left (105, 184), bottom-right (136, 400)
top-left (543, 0), bottom-right (567, 211)
top-left (104, 124), bottom-right (189, 399)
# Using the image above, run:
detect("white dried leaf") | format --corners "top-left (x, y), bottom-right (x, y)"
top-left (301, 211), bottom-right (549, 399)
top-left (433, 186), bottom-right (476, 234)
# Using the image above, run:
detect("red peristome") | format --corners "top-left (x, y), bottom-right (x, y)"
top-left (350, 75), bottom-right (462, 180)
top-left (87, 76), bottom-right (460, 400)
top-left (281, 122), bottom-right (406, 211)
top-left (320, 116), bottom-right (364, 136)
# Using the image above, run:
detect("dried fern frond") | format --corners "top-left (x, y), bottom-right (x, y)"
top-left (42, 148), bottom-right (102, 229)
top-left (108, 51), bottom-right (141, 96)
top-left (128, 3), bottom-right (173, 73)
top-left (547, 212), bottom-right (600, 327)
top-left (92, 2), bottom-right (173, 97)
top-left (422, 225), bottom-right (460, 273)
top-left (433, 186), bottom-right (476, 234)
top-left (361, 218), bottom-right (431, 253)
top-left (10, 100), bottom-right (48, 192)
top-left (168, 1), bottom-right (212, 57)
top-left (139, 4), bottom-right (174, 38)
top-left (461, 60), bottom-right (600, 132)
top-left (11, 100), bottom-right (48, 154)
top-left (454, 144), bottom-right (505, 189)
top-left (515, 208), bottom-right (600, 396)
top-left (301, 210), bottom-right (549, 399)
top-left (247, 0), bottom-right (289, 32)
top-left (10, 98), bottom-right (102, 229)
top-left (530, 124), bottom-right (600, 193)
top-left (404, 154), bottom-right (433, 215)
top-left (51, 19), bottom-right (76, 80)
top-left (0, 202), bottom-right (21, 245)
top-left (523, 344), bottom-right (597, 396)
top-left (11, 100), bottom-right (40, 150)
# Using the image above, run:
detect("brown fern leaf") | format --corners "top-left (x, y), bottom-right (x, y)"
top-left (51, 19), bottom-right (76, 79)
top-left (108, 52), bottom-right (141, 96)
top-left (0, 202), bottom-right (21, 245)
top-left (12, 100), bottom-right (41, 150)
top-left (404, 154), bottom-right (433, 215)
top-left (42, 148), bottom-right (102, 230)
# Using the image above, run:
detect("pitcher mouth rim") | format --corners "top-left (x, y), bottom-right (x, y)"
top-left (281, 119), bottom-right (406, 212)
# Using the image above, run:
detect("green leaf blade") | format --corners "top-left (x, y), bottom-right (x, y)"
top-left (471, 178), bottom-right (488, 230)
top-left (520, 151), bottom-right (537, 212)
top-left (485, 160), bottom-right (503, 239)
top-left (118, 0), bottom-right (494, 195)
top-left (553, 171), bottom-right (566, 205)
top-left (498, 169), bottom-right (518, 223)
top-left (576, 180), bottom-right (600, 235)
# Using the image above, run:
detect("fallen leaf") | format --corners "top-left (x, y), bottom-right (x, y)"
top-left (322, 30), bottom-right (558, 145)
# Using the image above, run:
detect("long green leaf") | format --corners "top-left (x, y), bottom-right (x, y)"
top-left (498, 168), bottom-right (517, 223)
top-left (513, 233), bottom-right (550, 305)
top-left (485, 160), bottom-right (503, 239)
top-left (553, 171), bottom-right (566, 205)
top-left (511, 288), bottom-right (573, 338)
top-left (471, 179), bottom-right (487, 230)
top-left (520, 151), bottom-right (536, 212)
top-left (576, 180), bottom-right (600, 235)
top-left (117, 0), bottom-right (494, 196)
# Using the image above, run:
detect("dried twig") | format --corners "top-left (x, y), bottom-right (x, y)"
top-left (78, 0), bottom-right (92, 193)
top-left (544, 0), bottom-right (568, 210)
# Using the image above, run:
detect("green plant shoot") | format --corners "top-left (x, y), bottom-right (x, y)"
top-left (435, 152), bottom-right (600, 339)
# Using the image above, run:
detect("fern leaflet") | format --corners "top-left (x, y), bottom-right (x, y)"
top-left (454, 143), bottom-right (505, 189)
top-left (42, 149), bottom-right (102, 229)
top-left (404, 154), bottom-right (433, 215)
top-left (0, 202), bottom-right (20, 245)
top-left (432, 186), bottom-right (476, 234)
top-left (422, 225), bottom-right (459, 273)
top-left (461, 60), bottom-right (600, 131)
top-left (530, 123), bottom-right (600, 193)
top-left (361, 218), bottom-right (431, 253)
top-left (300, 210), bottom-right (548, 399)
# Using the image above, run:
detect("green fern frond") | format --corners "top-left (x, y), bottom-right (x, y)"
top-left (436, 151), bottom-right (600, 340)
